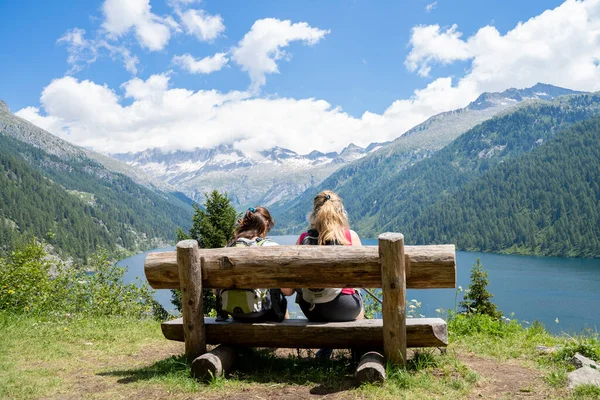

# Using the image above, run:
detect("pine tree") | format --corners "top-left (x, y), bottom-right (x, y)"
top-left (460, 258), bottom-right (502, 319)
top-left (172, 190), bottom-right (239, 314)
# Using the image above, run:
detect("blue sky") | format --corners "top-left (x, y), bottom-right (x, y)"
top-left (0, 0), bottom-right (595, 155)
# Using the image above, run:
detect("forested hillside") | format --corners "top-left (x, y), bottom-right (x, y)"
top-left (0, 133), bottom-right (192, 261)
top-left (273, 93), bottom-right (600, 257)
top-left (408, 117), bottom-right (600, 257)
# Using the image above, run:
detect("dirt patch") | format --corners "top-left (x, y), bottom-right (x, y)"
top-left (36, 343), bottom-right (567, 399)
top-left (460, 353), bottom-right (559, 399)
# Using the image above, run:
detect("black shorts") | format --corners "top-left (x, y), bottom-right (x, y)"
top-left (297, 291), bottom-right (363, 322)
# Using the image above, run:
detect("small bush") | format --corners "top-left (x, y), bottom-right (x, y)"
top-left (449, 313), bottom-right (523, 338)
top-left (552, 337), bottom-right (600, 363)
top-left (0, 240), bottom-right (163, 319)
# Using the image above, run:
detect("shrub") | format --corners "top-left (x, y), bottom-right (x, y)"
top-left (552, 337), bottom-right (600, 363)
top-left (0, 240), bottom-right (163, 319)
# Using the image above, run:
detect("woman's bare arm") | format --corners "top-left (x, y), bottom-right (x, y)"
top-left (350, 230), bottom-right (362, 246)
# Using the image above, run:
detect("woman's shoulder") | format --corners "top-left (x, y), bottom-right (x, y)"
top-left (348, 230), bottom-right (362, 246)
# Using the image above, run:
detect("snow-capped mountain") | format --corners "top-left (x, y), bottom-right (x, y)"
top-left (111, 83), bottom-right (583, 209)
top-left (111, 142), bottom-right (388, 207)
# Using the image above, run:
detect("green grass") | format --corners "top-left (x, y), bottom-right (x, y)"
top-left (448, 313), bottom-right (600, 398)
top-left (0, 312), bottom-right (164, 399)
top-left (573, 384), bottom-right (600, 399)
top-left (1, 311), bottom-right (599, 399)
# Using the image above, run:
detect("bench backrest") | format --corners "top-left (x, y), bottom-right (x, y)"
top-left (144, 244), bottom-right (456, 289)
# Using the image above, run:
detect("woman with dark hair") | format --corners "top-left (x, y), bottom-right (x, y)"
top-left (284, 190), bottom-right (364, 322)
top-left (216, 206), bottom-right (287, 321)
top-left (230, 206), bottom-right (277, 246)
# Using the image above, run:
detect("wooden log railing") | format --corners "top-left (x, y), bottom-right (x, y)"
top-left (145, 234), bottom-right (456, 381)
top-left (145, 244), bottom-right (456, 289)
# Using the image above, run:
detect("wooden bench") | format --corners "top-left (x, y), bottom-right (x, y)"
top-left (144, 233), bottom-right (456, 383)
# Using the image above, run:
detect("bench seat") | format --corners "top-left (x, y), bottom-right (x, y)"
top-left (162, 317), bottom-right (448, 349)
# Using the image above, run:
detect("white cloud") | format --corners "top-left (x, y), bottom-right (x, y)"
top-left (178, 9), bottom-right (225, 42)
top-left (102, 0), bottom-right (173, 51)
top-left (22, 0), bottom-right (600, 158)
top-left (405, 24), bottom-right (471, 77)
top-left (58, 1), bottom-right (225, 74)
top-left (406, 0), bottom-right (600, 95)
top-left (57, 28), bottom-right (98, 73)
top-left (232, 18), bottom-right (330, 92)
top-left (16, 73), bottom-right (480, 156)
top-left (172, 53), bottom-right (229, 74)
top-left (57, 28), bottom-right (139, 74)
top-left (425, 1), bottom-right (438, 13)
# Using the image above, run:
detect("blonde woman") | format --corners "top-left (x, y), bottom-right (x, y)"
top-left (281, 190), bottom-right (364, 323)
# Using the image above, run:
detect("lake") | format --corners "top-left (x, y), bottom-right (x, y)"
top-left (118, 235), bottom-right (600, 334)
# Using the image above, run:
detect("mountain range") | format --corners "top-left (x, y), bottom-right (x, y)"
top-left (112, 141), bottom-right (389, 208)
top-left (111, 83), bottom-right (580, 209)
top-left (3, 82), bottom-right (598, 260)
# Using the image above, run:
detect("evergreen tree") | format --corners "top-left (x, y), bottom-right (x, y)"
top-left (460, 259), bottom-right (502, 319)
top-left (172, 190), bottom-right (239, 314)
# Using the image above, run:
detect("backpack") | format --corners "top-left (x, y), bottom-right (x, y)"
top-left (300, 229), bottom-right (352, 307)
top-left (216, 237), bottom-right (287, 322)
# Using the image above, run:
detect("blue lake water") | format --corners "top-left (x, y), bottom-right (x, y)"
top-left (118, 235), bottom-right (600, 334)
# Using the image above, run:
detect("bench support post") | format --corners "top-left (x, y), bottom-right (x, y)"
top-left (177, 240), bottom-right (206, 361)
top-left (379, 233), bottom-right (406, 366)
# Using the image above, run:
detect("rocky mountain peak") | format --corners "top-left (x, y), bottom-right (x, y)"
top-left (468, 83), bottom-right (585, 111)
top-left (260, 146), bottom-right (297, 160)
top-left (340, 143), bottom-right (365, 159)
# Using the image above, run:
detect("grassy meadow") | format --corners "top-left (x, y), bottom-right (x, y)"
top-left (2, 312), bottom-right (599, 399)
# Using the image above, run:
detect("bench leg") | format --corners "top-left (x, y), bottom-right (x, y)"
top-left (379, 233), bottom-right (407, 366)
top-left (355, 351), bottom-right (386, 384)
top-left (191, 344), bottom-right (237, 381)
top-left (177, 240), bottom-right (206, 362)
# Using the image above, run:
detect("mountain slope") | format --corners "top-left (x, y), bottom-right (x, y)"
top-left (271, 84), bottom-right (584, 234)
top-left (0, 103), bottom-right (193, 261)
top-left (0, 100), bottom-right (170, 191)
top-left (407, 116), bottom-right (600, 257)
top-left (353, 93), bottom-right (600, 238)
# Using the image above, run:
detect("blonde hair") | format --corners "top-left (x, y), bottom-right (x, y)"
top-left (309, 190), bottom-right (350, 245)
